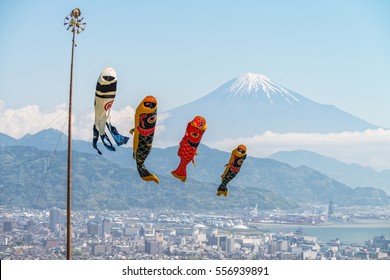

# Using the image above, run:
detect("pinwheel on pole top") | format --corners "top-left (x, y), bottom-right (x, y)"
top-left (64, 8), bottom-right (86, 34)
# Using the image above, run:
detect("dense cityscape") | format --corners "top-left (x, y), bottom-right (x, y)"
top-left (1, 203), bottom-right (390, 260)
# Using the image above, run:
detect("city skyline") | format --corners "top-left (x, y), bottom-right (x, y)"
top-left (1, 205), bottom-right (390, 260)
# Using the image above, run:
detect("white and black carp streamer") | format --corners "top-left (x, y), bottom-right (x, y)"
top-left (93, 67), bottom-right (129, 155)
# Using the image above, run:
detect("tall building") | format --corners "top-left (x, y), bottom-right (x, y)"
top-left (268, 242), bottom-right (277, 255)
top-left (49, 208), bottom-right (61, 232)
top-left (101, 218), bottom-right (112, 236)
top-left (226, 237), bottom-right (235, 253)
top-left (145, 240), bottom-right (161, 255)
top-left (87, 222), bottom-right (101, 236)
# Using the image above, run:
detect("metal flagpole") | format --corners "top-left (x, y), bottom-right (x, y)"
top-left (63, 8), bottom-right (86, 260)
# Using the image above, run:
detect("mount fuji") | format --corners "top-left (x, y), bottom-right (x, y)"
top-left (158, 73), bottom-right (377, 142)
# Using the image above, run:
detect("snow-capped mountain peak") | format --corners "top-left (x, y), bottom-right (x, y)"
top-left (159, 72), bottom-right (378, 142)
top-left (228, 73), bottom-right (299, 104)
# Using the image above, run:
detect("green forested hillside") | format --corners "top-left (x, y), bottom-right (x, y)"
top-left (0, 146), bottom-right (296, 210)
top-left (1, 145), bottom-right (389, 211)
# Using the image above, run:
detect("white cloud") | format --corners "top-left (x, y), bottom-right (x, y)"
top-left (0, 101), bottom-right (68, 139)
top-left (0, 101), bottom-right (166, 144)
top-left (205, 129), bottom-right (390, 171)
top-left (106, 105), bottom-right (136, 138)
top-left (0, 101), bottom-right (136, 142)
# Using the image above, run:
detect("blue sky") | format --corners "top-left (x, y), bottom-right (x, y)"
top-left (1, 0), bottom-right (389, 124)
top-left (1, 0), bottom-right (390, 170)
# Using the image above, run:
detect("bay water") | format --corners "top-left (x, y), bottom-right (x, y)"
top-left (260, 219), bottom-right (390, 244)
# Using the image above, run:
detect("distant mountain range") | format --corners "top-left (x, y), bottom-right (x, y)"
top-left (269, 150), bottom-right (390, 195)
top-left (1, 129), bottom-right (389, 210)
top-left (157, 73), bottom-right (378, 142)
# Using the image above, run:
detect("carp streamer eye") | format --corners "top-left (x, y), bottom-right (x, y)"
top-left (147, 115), bottom-right (157, 124)
top-left (143, 102), bottom-right (157, 109)
top-left (103, 75), bottom-right (115, 82)
top-left (190, 132), bottom-right (200, 138)
top-left (237, 158), bottom-right (244, 166)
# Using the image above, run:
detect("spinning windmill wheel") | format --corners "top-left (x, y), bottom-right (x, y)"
top-left (64, 8), bottom-right (86, 34)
